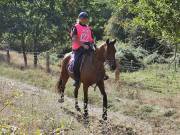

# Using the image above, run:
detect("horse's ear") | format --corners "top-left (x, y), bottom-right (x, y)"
top-left (106, 39), bottom-right (110, 45)
top-left (112, 39), bottom-right (116, 44)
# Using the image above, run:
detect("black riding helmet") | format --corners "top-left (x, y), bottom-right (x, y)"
top-left (78, 12), bottom-right (89, 19)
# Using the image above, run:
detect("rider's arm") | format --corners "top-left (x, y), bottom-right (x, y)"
top-left (90, 27), bottom-right (95, 44)
top-left (90, 27), bottom-right (97, 49)
top-left (71, 26), bottom-right (87, 48)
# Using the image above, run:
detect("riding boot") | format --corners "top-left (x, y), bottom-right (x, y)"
top-left (73, 47), bottom-right (84, 87)
top-left (104, 73), bottom-right (109, 80)
top-left (73, 80), bottom-right (80, 87)
top-left (73, 67), bottom-right (80, 87)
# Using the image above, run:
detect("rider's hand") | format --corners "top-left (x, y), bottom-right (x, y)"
top-left (83, 45), bottom-right (89, 49)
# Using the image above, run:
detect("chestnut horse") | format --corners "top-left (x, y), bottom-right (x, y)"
top-left (57, 39), bottom-right (116, 120)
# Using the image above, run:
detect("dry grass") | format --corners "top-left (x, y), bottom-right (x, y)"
top-left (0, 51), bottom-right (180, 134)
top-left (0, 50), bottom-right (60, 72)
top-left (0, 77), bottom-right (139, 135)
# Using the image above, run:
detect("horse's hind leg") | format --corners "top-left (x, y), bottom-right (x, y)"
top-left (57, 59), bottom-right (69, 103)
top-left (74, 84), bottom-right (81, 112)
top-left (57, 74), bottom-right (69, 103)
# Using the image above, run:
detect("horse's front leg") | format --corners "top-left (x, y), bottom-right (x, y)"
top-left (74, 84), bottom-right (81, 112)
top-left (83, 84), bottom-right (89, 119)
top-left (97, 80), bottom-right (107, 120)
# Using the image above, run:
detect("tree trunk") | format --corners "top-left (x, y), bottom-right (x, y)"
top-left (23, 51), bottom-right (27, 67)
top-left (21, 36), bottom-right (27, 67)
top-left (34, 52), bottom-right (38, 68)
top-left (6, 49), bottom-right (10, 64)
top-left (174, 44), bottom-right (177, 72)
top-left (46, 51), bottom-right (50, 73)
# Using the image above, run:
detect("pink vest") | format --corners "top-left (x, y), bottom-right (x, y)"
top-left (72, 23), bottom-right (94, 50)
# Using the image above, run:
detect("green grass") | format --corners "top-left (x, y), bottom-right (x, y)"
top-left (0, 62), bottom-right (180, 118)
top-left (119, 64), bottom-right (180, 94)
top-left (0, 63), bottom-right (56, 91)
top-left (1, 62), bottom-right (180, 134)
top-left (0, 62), bottom-right (102, 106)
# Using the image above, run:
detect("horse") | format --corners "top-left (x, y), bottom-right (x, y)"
top-left (57, 39), bottom-right (116, 121)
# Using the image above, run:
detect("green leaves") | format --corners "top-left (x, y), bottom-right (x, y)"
top-left (132, 0), bottom-right (179, 44)
top-left (114, 0), bottom-right (179, 45)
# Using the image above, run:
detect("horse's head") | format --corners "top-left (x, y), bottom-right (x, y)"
top-left (105, 39), bottom-right (117, 70)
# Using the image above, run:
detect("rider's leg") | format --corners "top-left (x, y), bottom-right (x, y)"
top-left (73, 47), bottom-right (84, 87)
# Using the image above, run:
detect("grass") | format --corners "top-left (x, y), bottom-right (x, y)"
top-left (0, 62), bottom-right (102, 106)
top-left (117, 64), bottom-right (180, 94)
top-left (0, 57), bottom-right (180, 94)
top-left (0, 88), bottom-right (88, 134)
top-left (0, 63), bottom-right (55, 90)
top-left (0, 62), bottom-right (179, 108)
top-left (0, 51), bottom-right (180, 134)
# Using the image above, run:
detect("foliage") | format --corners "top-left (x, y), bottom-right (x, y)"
top-left (116, 42), bottom-right (145, 71)
top-left (0, 0), bottom-right (179, 67)
top-left (115, 0), bottom-right (180, 44)
top-left (104, 0), bottom-right (178, 66)
top-left (143, 52), bottom-right (168, 64)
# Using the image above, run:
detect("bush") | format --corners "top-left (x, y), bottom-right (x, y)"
top-left (116, 42), bottom-right (145, 72)
top-left (143, 52), bottom-right (169, 64)
top-left (55, 42), bottom-right (71, 58)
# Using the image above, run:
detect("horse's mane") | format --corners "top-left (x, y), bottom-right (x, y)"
top-left (95, 43), bottom-right (107, 62)
top-left (97, 43), bottom-right (106, 49)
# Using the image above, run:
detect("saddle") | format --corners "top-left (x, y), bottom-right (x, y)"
top-left (68, 53), bottom-right (75, 73)
top-left (68, 44), bottom-right (95, 74)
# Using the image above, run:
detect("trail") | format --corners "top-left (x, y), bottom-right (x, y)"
top-left (0, 76), bottom-right (177, 135)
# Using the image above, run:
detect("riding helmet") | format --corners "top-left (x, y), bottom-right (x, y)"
top-left (78, 12), bottom-right (89, 19)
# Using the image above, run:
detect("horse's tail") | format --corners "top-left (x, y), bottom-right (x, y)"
top-left (56, 54), bottom-right (70, 94)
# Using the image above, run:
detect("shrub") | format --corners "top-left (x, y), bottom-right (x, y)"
top-left (143, 52), bottom-right (168, 64)
top-left (116, 42), bottom-right (145, 72)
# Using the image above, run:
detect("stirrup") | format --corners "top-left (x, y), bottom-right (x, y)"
top-left (73, 80), bottom-right (80, 87)
top-left (104, 75), bottom-right (109, 80)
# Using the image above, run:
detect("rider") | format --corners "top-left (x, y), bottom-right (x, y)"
top-left (71, 12), bottom-right (109, 87)
top-left (71, 12), bottom-right (94, 87)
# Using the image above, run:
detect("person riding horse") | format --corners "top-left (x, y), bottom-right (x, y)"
top-left (71, 12), bottom-right (108, 87)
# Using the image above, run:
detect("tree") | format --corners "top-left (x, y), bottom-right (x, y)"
top-left (129, 0), bottom-right (180, 45)
top-left (21, 0), bottom-right (64, 67)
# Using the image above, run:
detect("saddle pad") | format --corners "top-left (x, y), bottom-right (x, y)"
top-left (67, 51), bottom-right (93, 74)
top-left (68, 53), bottom-right (75, 73)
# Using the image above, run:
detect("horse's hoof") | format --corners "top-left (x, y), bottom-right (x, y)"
top-left (58, 99), bottom-right (64, 103)
top-left (83, 119), bottom-right (89, 127)
top-left (75, 106), bottom-right (81, 112)
top-left (99, 119), bottom-right (108, 124)
top-left (102, 114), bottom-right (107, 121)
top-left (83, 113), bottom-right (89, 120)
top-left (83, 115), bottom-right (89, 127)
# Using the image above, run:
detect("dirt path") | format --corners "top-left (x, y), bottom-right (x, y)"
top-left (0, 76), bottom-right (179, 135)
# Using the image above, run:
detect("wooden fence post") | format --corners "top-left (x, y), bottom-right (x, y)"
top-left (130, 60), bottom-right (133, 71)
top-left (46, 52), bottom-right (50, 73)
top-left (34, 52), bottom-right (38, 68)
top-left (115, 59), bottom-right (120, 81)
top-left (6, 49), bottom-right (10, 64)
